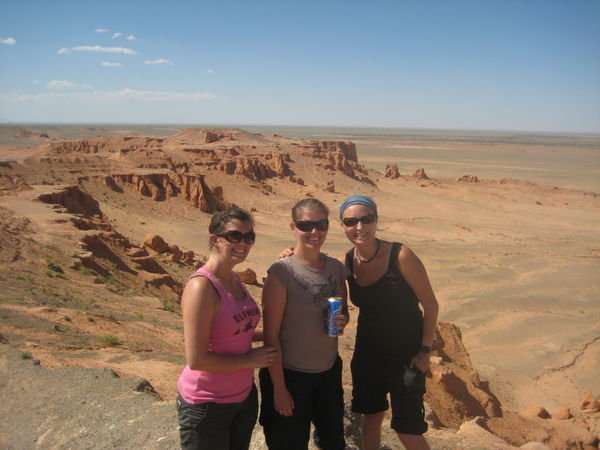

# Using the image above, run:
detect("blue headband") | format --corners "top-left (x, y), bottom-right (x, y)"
top-left (339, 195), bottom-right (378, 218)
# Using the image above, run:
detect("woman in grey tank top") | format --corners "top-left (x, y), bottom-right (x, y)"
top-left (259, 198), bottom-right (349, 450)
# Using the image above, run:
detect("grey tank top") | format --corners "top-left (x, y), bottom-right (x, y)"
top-left (267, 254), bottom-right (347, 373)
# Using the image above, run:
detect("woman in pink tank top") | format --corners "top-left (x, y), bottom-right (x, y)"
top-left (176, 207), bottom-right (278, 450)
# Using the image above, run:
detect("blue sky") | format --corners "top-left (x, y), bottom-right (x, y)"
top-left (1, 0), bottom-right (599, 132)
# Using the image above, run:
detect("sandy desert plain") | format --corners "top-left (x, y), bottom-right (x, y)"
top-left (0, 124), bottom-right (599, 449)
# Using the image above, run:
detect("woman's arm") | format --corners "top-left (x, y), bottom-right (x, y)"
top-left (397, 245), bottom-right (439, 372)
top-left (182, 277), bottom-right (276, 371)
top-left (252, 327), bottom-right (264, 342)
top-left (262, 274), bottom-right (295, 416)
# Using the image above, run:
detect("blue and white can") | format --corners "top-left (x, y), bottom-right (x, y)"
top-left (327, 297), bottom-right (343, 337)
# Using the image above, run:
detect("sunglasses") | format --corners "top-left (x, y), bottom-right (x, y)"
top-left (216, 230), bottom-right (256, 245)
top-left (342, 214), bottom-right (377, 227)
top-left (294, 219), bottom-right (329, 232)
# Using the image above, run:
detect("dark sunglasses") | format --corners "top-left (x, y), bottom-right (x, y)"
top-left (342, 214), bottom-right (377, 227)
top-left (294, 219), bottom-right (329, 232)
top-left (216, 230), bottom-right (256, 245)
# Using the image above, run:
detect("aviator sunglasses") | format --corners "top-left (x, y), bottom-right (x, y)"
top-left (342, 214), bottom-right (377, 227)
top-left (216, 230), bottom-right (256, 245)
top-left (294, 219), bottom-right (329, 232)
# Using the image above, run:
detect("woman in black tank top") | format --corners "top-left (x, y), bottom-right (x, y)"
top-left (339, 195), bottom-right (439, 450)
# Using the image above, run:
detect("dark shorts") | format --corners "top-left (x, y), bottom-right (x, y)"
top-left (351, 351), bottom-right (428, 435)
top-left (259, 355), bottom-right (345, 450)
top-left (176, 384), bottom-right (258, 450)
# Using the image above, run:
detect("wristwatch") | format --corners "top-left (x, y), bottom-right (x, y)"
top-left (419, 344), bottom-right (431, 354)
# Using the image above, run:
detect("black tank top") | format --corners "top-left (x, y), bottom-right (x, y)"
top-left (345, 242), bottom-right (423, 362)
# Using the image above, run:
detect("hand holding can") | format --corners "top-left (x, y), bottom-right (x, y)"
top-left (327, 297), bottom-right (344, 337)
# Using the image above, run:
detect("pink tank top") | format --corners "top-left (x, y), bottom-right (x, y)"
top-left (177, 267), bottom-right (261, 404)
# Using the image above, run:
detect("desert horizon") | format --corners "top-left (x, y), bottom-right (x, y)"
top-left (1, 124), bottom-right (598, 448)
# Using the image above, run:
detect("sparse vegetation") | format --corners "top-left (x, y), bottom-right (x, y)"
top-left (79, 267), bottom-right (96, 276)
top-left (99, 334), bottom-right (120, 346)
top-left (20, 352), bottom-right (33, 360)
top-left (99, 274), bottom-right (117, 285)
top-left (42, 287), bottom-right (56, 296)
top-left (62, 294), bottom-right (93, 310)
top-left (44, 258), bottom-right (64, 274)
top-left (161, 298), bottom-right (177, 313)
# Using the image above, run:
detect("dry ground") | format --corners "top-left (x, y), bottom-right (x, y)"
top-left (1, 125), bottom-right (599, 448)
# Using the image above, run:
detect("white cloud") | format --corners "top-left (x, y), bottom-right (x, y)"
top-left (126, 34), bottom-right (137, 41)
top-left (115, 88), bottom-right (215, 101)
top-left (47, 80), bottom-right (93, 90)
top-left (95, 28), bottom-right (109, 33)
top-left (9, 89), bottom-right (216, 102)
top-left (144, 58), bottom-right (173, 65)
top-left (58, 45), bottom-right (137, 55)
top-left (1, 37), bottom-right (16, 45)
top-left (207, 69), bottom-right (214, 74)
top-left (101, 61), bottom-right (122, 67)
top-left (112, 32), bottom-right (122, 39)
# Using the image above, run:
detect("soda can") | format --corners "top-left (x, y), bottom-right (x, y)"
top-left (326, 297), bottom-right (343, 337)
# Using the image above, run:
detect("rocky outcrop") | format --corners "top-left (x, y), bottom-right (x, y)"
top-left (520, 406), bottom-right (552, 419)
top-left (553, 407), bottom-right (572, 420)
top-left (300, 141), bottom-right (373, 183)
top-left (458, 175), bottom-right (479, 183)
top-left (309, 141), bottom-right (358, 162)
top-left (456, 417), bottom-right (514, 448)
top-left (384, 164), bottom-right (400, 179)
top-left (169, 128), bottom-right (260, 144)
top-left (485, 410), bottom-right (598, 449)
top-left (182, 148), bottom-right (218, 159)
top-left (144, 274), bottom-right (182, 295)
top-left (205, 131), bottom-right (219, 144)
top-left (328, 152), bottom-right (356, 178)
top-left (168, 245), bottom-right (183, 262)
top-left (142, 234), bottom-right (197, 266)
top-left (103, 173), bottom-right (225, 213)
top-left (235, 268), bottom-right (257, 285)
top-left (50, 140), bottom-right (105, 154)
top-left (580, 391), bottom-right (600, 413)
top-left (426, 322), bottom-right (502, 428)
top-left (127, 247), bottom-right (148, 258)
top-left (413, 168), bottom-right (430, 180)
top-left (182, 250), bottom-right (195, 265)
top-left (0, 174), bottom-right (32, 193)
top-left (143, 234), bottom-right (169, 254)
top-left (103, 176), bottom-right (123, 193)
top-left (427, 324), bottom-right (599, 448)
top-left (39, 185), bottom-right (103, 217)
top-left (217, 153), bottom-right (290, 181)
top-left (131, 256), bottom-right (167, 274)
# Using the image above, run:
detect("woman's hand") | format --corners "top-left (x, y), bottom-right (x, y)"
top-left (274, 386), bottom-right (295, 416)
top-left (410, 351), bottom-right (430, 374)
top-left (331, 313), bottom-right (348, 335)
top-left (278, 247), bottom-right (294, 259)
top-left (247, 346), bottom-right (278, 368)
